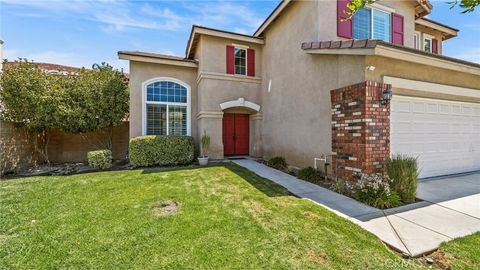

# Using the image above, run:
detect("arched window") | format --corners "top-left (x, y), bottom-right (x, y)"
top-left (143, 78), bottom-right (190, 136)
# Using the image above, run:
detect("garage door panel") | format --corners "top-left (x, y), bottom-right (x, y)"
top-left (391, 96), bottom-right (480, 178)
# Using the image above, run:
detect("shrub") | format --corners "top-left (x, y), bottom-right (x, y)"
top-left (297, 167), bottom-right (323, 183)
top-left (87, 149), bottom-right (112, 169)
top-left (266, 157), bottom-right (287, 171)
top-left (353, 173), bottom-right (401, 209)
top-left (129, 136), bottom-right (195, 167)
top-left (385, 154), bottom-right (418, 203)
top-left (332, 177), bottom-right (349, 195)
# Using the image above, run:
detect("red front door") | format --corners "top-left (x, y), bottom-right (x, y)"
top-left (223, 113), bottom-right (249, 156)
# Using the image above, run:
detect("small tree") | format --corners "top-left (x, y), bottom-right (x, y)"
top-left (58, 63), bottom-right (129, 149)
top-left (0, 59), bottom-right (61, 163)
top-left (346, 0), bottom-right (478, 17)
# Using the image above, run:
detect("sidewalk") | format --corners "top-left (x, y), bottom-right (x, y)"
top-left (233, 159), bottom-right (480, 257)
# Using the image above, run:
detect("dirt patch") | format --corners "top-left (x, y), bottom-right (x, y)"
top-left (306, 250), bottom-right (327, 265)
top-left (419, 250), bottom-right (451, 270)
top-left (152, 201), bottom-right (179, 217)
top-left (303, 211), bottom-right (322, 221)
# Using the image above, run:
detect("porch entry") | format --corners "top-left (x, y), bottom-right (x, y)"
top-left (223, 113), bottom-right (249, 156)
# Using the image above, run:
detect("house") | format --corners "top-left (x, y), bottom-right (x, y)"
top-left (119, 0), bottom-right (480, 180)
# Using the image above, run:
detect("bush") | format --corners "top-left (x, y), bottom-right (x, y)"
top-left (87, 149), bottom-right (112, 169)
top-left (129, 136), bottom-right (195, 167)
top-left (385, 154), bottom-right (418, 203)
top-left (266, 157), bottom-right (287, 171)
top-left (297, 167), bottom-right (323, 183)
top-left (332, 177), bottom-right (349, 195)
top-left (353, 173), bottom-right (401, 209)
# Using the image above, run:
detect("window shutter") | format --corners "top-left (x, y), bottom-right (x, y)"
top-left (226, 45), bottom-right (235, 74)
top-left (337, 0), bottom-right (352, 39)
top-left (391, 13), bottom-right (404, 45)
top-left (247, 48), bottom-right (255, 77)
top-left (432, 39), bottom-right (438, 54)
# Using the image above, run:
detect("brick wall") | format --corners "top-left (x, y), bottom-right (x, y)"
top-left (330, 81), bottom-right (391, 180)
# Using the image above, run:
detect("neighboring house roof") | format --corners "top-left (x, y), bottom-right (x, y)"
top-left (254, 0), bottom-right (433, 37)
top-left (5, 61), bottom-right (82, 75)
top-left (415, 18), bottom-right (459, 40)
top-left (185, 25), bottom-right (264, 59)
top-left (301, 39), bottom-right (480, 74)
top-left (118, 51), bottom-right (198, 68)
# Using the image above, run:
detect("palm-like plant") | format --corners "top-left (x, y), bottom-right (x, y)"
top-left (200, 130), bottom-right (210, 158)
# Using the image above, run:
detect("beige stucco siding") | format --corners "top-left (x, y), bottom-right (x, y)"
top-left (198, 35), bottom-right (263, 75)
top-left (128, 61), bottom-right (198, 139)
top-left (261, 0), bottom-right (366, 168)
top-left (366, 56), bottom-right (480, 91)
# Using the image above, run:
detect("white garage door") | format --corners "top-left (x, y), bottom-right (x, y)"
top-left (391, 96), bottom-right (480, 178)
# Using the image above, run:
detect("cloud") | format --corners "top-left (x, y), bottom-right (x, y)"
top-left (452, 48), bottom-right (480, 63)
top-left (3, 0), bottom-right (265, 34)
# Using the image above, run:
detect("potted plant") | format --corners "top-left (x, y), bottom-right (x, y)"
top-left (198, 130), bottom-right (210, 165)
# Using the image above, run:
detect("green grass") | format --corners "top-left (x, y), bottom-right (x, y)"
top-left (438, 232), bottom-right (480, 269)
top-left (0, 164), bottom-right (427, 269)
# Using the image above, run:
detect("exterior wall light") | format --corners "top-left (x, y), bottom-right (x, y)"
top-left (381, 87), bottom-right (393, 104)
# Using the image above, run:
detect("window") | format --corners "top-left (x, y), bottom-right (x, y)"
top-left (424, 36), bottom-right (432, 53)
top-left (234, 47), bottom-right (246, 75)
top-left (353, 7), bottom-right (391, 42)
top-left (144, 79), bottom-right (190, 136)
top-left (414, 32), bottom-right (420, 49)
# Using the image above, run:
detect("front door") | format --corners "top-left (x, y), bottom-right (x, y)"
top-left (223, 113), bottom-right (249, 156)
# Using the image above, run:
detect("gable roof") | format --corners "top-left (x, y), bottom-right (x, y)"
top-left (185, 25), bottom-right (264, 59)
top-left (253, 0), bottom-right (433, 37)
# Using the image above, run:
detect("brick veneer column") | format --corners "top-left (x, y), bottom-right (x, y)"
top-left (330, 81), bottom-right (391, 180)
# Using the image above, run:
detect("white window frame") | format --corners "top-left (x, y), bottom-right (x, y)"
top-left (354, 6), bottom-right (392, 42)
top-left (141, 77), bottom-right (191, 136)
top-left (423, 34), bottom-right (434, 53)
top-left (414, 31), bottom-right (421, 50)
top-left (233, 44), bottom-right (248, 76)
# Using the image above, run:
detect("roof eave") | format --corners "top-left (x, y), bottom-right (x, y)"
top-left (118, 52), bottom-right (198, 68)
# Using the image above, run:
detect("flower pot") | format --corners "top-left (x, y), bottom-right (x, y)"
top-left (198, 156), bottom-right (209, 166)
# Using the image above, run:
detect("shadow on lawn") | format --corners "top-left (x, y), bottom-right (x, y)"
top-left (140, 162), bottom-right (292, 198)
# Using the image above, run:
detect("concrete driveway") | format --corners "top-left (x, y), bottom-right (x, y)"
top-left (417, 172), bottom-right (480, 219)
top-left (233, 159), bottom-right (480, 257)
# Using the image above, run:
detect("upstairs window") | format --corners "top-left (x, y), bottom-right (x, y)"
top-left (226, 45), bottom-right (255, 76)
top-left (424, 37), bottom-right (432, 53)
top-left (234, 47), bottom-right (246, 75)
top-left (353, 7), bottom-right (391, 42)
top-left (144, 80), bottom-right (190, 136)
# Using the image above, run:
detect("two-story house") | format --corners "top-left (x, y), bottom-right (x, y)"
top-left (119, 0), bottom-right (480, 180)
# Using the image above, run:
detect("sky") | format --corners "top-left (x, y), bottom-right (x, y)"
top-left (1, 0), bottom-right (479, 72)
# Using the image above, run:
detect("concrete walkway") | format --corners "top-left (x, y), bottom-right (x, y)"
top-left (233, 159), bottom-right (480, 257)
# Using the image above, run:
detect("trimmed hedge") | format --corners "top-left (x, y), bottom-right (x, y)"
top-left (297, 167), bottom-right (323, 183)
top-left (266, 156), bottom-right (287, 171)
top-left (129, 135), bottom-right (195, 167)
top-left (87, 149), bottom-right (112, 169)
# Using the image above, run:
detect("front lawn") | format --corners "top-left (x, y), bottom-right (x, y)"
top-left (0, 164), bottom-right (425, 269)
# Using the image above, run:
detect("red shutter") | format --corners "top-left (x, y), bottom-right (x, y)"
top-left (391, 13), bottom-right (404, 45)
top-left (432, 39), bottom-right (438, 54)
top-left (337, 0), bottom-right (352, 39)
top-left (226, 45), bottom-right (235, 74)
top-left (247, 48), bottom-right (255, 77)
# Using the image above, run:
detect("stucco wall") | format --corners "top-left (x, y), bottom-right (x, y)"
top-left (128, 61), bottom-right (198, 139)
top-left (366, 56), bottom-right (480, 91)
top-left (198, 35), bottom-right (263, 75)
top-left (261, 0), bottom-right (366, 168)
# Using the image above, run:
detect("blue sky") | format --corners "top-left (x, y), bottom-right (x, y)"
top-left (1, 0), bottom-right (479, 72)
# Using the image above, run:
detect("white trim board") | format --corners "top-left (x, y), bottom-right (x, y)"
top-left (384, 76), bottom-right (480, 99)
